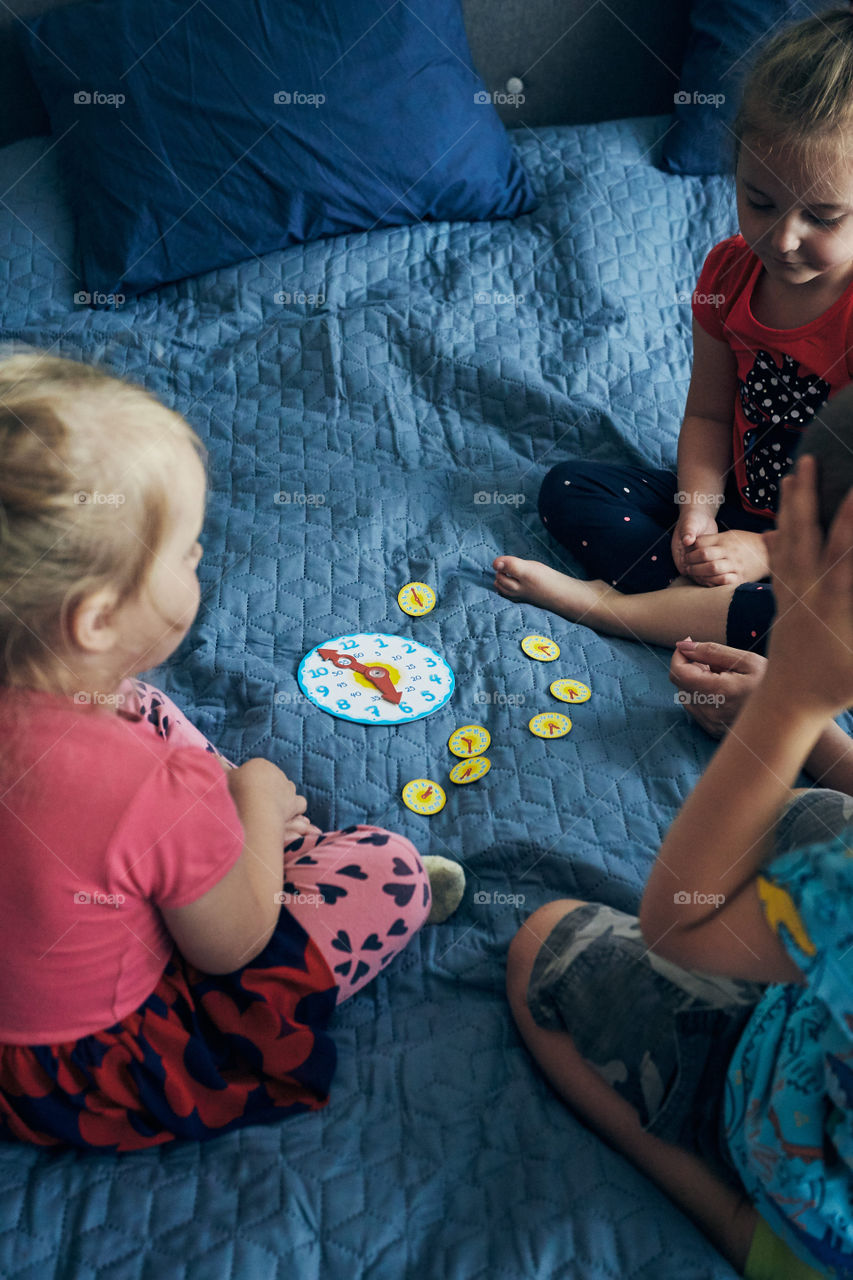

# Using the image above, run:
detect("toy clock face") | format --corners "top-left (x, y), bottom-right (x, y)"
top-left (298, 633), bottom-right (454, 725)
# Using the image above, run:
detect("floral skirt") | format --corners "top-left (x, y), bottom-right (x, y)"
top-left (0, 905), bottom-right (337, 1152)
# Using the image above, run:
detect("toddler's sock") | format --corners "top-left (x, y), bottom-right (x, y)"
top-left (422, 856), bottom-right (465, 924)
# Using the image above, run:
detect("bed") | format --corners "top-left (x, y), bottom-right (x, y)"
top-left (0, 1), bottom-right (778, 1276)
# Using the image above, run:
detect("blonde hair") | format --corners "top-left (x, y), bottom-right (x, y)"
top-left (0, 349), bottom-right (206, 699)
top-left (732, 8), bottom-right (853, 188)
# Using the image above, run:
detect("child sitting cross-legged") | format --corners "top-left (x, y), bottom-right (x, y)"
top-left (507, 394), bottom-right (853, 1277)
top-left (495, 8), bottom-right (853, 660)
top-left (0, 350), bottom-right (464, 1153)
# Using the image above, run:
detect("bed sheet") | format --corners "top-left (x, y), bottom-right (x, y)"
top-left (0, 115), bottom-right (748, 1278)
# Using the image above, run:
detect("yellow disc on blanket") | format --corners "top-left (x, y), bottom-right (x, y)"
top-left (402, 778), bottom-right (446, 815)
top-left (449, 756), bottom-right (491, 784)
top-left (398, 582), bottom-right (436, 616)
top-left (550, 678), bottom-right (591, 704)
top-left (521, 635), bottom-right (560, 661)
top-left (448, 725), bottom-right (491, 758)
top-left (528, 712), bottom-right (572, 739)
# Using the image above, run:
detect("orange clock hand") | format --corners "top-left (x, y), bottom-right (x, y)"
top-left (316, 648), bottom-right (402, 705)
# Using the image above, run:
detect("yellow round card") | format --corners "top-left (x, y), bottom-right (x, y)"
top-left (398, 582), bottom-right (436, 617)
top-left (449, 756), bottom-right (491, 784)
top-left (402, 778), bottom-right (446, 815)
top-left (521, 635), bottom-right (560, 661)
top-left (550, 678), bottom-right (591, 704)
top-left (448, 725), bottom-right (491, 758)
top-left (529, 713), bottom-right (572, 739)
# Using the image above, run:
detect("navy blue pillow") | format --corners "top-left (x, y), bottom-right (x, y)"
top-left (20, 0), bottom-right (537, 303)
top-left (661, 0), bottom-right (828, 176)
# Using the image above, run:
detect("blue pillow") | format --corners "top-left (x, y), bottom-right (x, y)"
top-left (19, 0), bottom-right (537, 304)
top-left (661, 0), bottom-right (827, 176)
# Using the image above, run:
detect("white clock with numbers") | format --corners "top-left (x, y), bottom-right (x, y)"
top-left (297, 633), bottom-right (455, 725)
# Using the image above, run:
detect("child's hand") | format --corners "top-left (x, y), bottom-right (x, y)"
top-left (670, 639), bottom-right (767, 737)
top-left (672, 508), bottom-right (718, 577)
top-left (763, 456), bottom-right (853, 718)
top-left (282, 816), bottom-right (323, 845)
top-left (226, 757), bottom-right (311, 828)
top-left (682, 528), bottom-right (769, 586)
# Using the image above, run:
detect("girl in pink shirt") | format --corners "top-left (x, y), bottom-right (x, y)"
top-left (0, 350), bottom-right (463, 1151)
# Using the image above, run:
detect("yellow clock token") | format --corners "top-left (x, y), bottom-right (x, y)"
top-left (521, 635), bottom-right (560, 662)
top-left (398, 582), bottom-right (436, 617)
top-left (529, 713), bottom-right (572, 739)
top-left (402, 778), bottom-right (446, 815)
top-left (448, 724), bottom-right (491, 758)
top-left (449, 756), bottom-right (491, 784)
top-left (550, 678), bottom-right (591, 704)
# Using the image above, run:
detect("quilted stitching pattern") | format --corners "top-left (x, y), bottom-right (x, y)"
top-left (0, 117), bottom-right (749, 1277)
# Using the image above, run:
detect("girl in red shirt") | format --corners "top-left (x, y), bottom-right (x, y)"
top-left (494, 9), bottom-right (853, 657)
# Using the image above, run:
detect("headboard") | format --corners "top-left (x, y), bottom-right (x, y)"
top-left (0, 0), bottom-right (691, 149)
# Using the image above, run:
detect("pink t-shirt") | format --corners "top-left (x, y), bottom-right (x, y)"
top-left (0, 685), bottom-right (244, 1045)
top-left (692, 234), bottom-right (853, 519)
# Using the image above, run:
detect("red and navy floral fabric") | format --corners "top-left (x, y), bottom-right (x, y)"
top-left (0, 908), bottom-right (338, 1152)
top-left (0, 679), bottom-right (431, 1151)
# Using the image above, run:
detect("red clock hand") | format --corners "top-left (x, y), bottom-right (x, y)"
top-left (316, 648), bottom-right (402, 705)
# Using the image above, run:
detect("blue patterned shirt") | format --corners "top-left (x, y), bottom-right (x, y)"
top-left (725, 832), bottom-right (853, 1277)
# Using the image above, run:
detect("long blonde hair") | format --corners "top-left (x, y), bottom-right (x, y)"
top-left (732, 8), bottom-right (853, 187)
top-left (0, 349), bottom-right (206, 699)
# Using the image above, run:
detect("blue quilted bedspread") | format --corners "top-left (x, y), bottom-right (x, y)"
top-left (0, 115), bottom-right (748, 1278)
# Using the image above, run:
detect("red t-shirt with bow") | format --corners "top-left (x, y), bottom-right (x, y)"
top-left (692, 234), bottom-right (853, 519)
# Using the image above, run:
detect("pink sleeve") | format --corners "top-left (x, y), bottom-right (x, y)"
top-left (111, 746), bottom-right (245, 910)
top-left (691, 239), bottom-right (732, 342)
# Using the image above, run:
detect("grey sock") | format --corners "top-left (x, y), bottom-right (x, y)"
top-left (422, 855), bottom-right (466, 924)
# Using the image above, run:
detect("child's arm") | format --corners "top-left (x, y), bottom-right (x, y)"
top-left (160, 758), bottom-right (307, 974)
top-left (641, 457), bottom-right (853, 982)
top-left (677, 320), bottom-right (738, 504)
top-left (674, 321), bottom-right (769, 584)
top-left (799, 719), bottom-right (853, 794)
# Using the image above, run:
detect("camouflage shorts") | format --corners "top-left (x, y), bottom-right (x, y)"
top-left (526, 788), bottom-right (853, 1184)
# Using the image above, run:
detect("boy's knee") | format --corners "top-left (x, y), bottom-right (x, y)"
top-left (506, 898), bottom-right (588, 1009)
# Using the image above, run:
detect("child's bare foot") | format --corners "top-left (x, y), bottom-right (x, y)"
top-left (493, 556), bottom-right (614, 624)
top-left (492, 555), bottom-right (735, 647)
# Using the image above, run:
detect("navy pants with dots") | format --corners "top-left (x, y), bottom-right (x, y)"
top-left (537, 461), bottom-right (776, 654)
